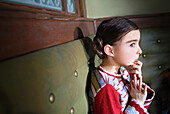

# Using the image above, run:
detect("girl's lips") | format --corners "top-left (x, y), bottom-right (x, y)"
top-left (135, 58), bottom-right (139, 61)
top-left (134, 58), bottom-right (138, 62)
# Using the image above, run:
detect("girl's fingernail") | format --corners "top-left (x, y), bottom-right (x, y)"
top-left (130, 65), bottom-right (133, 70)
top-left (134, 61), bottom-right (137, 64)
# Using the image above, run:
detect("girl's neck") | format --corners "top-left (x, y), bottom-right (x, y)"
top-left (100, 57), bottom-right (121, 74)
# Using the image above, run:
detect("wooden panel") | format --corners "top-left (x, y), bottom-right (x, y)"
top-left (0, 17), bottom-right (95, 61)
top-left (128, 14), bottom-right (170, 28)
top-left (94, 13), bottom-right (170, 30)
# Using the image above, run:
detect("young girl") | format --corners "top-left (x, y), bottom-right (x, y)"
top-left (88, 18), bottom-right (155, 114)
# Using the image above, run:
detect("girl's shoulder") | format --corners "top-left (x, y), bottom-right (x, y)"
top-left (91, 67), bottom-right (107, 88)
top-left (91, 66), bottom-right (128, 92)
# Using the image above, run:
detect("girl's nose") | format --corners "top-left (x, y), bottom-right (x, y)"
top-left (136, 46), bottom-right (142, 55)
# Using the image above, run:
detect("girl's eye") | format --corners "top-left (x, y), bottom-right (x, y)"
top-left (130, 43), bottom-right (135, 47)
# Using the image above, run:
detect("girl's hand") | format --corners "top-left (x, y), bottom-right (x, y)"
top-left (129, 60), bottom-right (143, 80)
top-left (127, 74), bottom-right (147, 105)
top-left (127, 60), bottom-right (147, 105)
top-left (129, 60), bottom-right (143, 89)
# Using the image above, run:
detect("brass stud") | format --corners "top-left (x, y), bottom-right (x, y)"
top-left (158, 65), bottom-right (162, 69)
top-left (74, 70), bottom-right (78, 77)
top-left (157, 39), bottom-right (161, 43)
top-left (142, 54), bottom-right (147, 58)
top-left (70, 107), bottom-right (74, 114)
top-left (49, 93), bottom-right (55, 103)
top-left (88, 61), bottom-right (90, 65)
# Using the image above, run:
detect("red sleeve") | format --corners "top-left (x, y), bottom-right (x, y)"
top-left (94, 84), bottom-right (123, 114)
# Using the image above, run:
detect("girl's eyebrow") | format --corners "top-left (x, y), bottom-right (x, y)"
top-left (126, 39), bottom-right (138, 43)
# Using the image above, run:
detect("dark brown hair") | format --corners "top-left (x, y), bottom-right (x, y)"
top-left (93, 17), bottom-right (139, 59)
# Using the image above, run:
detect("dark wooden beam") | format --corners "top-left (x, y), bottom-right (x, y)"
top-left (128, 14), bottom-right (170, 28)
top-left (0, 17), bottom-right (95, 61)
top-left (94, 13), bottom-right (170, 30)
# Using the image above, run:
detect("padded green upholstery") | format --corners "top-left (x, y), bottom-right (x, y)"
top-left (0, 37), bottom-right (94, 113)
top-left (0, 27), bottom-right (170, 113)
top-left (140, 27), bottom-right (170, 83)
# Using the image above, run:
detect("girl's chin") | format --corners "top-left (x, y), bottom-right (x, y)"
top-left (124, 62), bottom-right (134, 67)
top-left (122, 64), bottom-right (131, 67)
top-left (121, 60), bottom-right (136, 67)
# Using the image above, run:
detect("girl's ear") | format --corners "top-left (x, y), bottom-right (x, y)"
top-left (104, 44), bottom-right (114, 57)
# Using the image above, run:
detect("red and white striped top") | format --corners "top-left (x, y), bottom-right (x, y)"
top-left (88, 66), bottom-right (155, 114)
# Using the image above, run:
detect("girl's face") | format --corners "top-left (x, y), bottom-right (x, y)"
top-left (112, 30), bottom-right (142, 67)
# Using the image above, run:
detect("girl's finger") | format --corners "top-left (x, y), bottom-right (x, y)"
top-left (131, 64), bottom-right (142, 74)
top-left (144, 84), bottom-right (147, 94)
top-left (130, 74), bottom-right (135, 88)
top-left (142, 83), bottom-right (147, 94)
top-left (129, 64), bottom-right (142, 80)
top-left (126, 83), bottom-right (131, 92)
top-left (129, 70), bottom-right (142, 80)
top-left (132, 64), bottom-right (141, 69)
top-left (129, 69), bottom-right (139, 74)
top-left (136, 74), bottom-right (142, 80)
top-left (134, 60), bottom-right (143, 67)
top-left (130, 74), bottom-right (133, 85)
top-left (133, 74), bottom-right (137, 88)
top-left (138, 77), bottom-right (142, 91)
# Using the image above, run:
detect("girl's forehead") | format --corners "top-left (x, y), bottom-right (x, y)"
top-left (120, 30), bottom-right (141, 42)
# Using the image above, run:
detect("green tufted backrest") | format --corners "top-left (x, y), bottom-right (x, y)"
top-left (0, 37), bottom-right (94, 114)
top-left (140, 27), bottom-right (170, 83)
